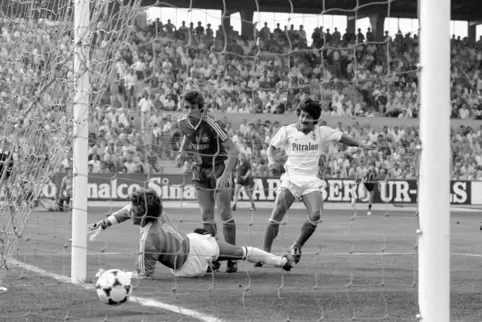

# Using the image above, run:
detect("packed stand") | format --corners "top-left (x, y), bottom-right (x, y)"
top-left (2, 18), bottom-right (482, 122)
top-left (109, 19), bottom-right (482, 119)
top-left (83, 110), bottom-right (482, 180)
top-left (77, 20), bottom-right (482, 174)
top-left (1, 18), bottom-right (482, 177)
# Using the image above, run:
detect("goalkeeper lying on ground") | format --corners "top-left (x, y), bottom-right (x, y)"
top-left (87, 188), bottom-right (295, 278)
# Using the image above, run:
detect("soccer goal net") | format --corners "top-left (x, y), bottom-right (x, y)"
top-left (0, 0), bottom-right (462, 321)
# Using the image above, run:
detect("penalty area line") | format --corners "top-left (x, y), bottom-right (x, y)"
top-left (6, 258), bottom-right (225, 322)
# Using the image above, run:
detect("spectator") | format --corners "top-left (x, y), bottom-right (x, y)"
top-left (2, 17), bottom-right (482, 178)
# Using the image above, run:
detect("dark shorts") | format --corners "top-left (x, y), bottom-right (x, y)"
top-left (237, 176), bottom-right (254, 189)
top-left (364, 182), bottom-right (376, 192)
top-left (192, 163), bottom-right (230, 191)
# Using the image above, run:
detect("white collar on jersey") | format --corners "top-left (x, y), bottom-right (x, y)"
top-left (184, 112), bottom-right (204, 130)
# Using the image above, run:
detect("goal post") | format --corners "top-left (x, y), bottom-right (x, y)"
top-left (71, 0), bottom-right (90, 284)
top-left (418, 0), bottom-right (451, 320)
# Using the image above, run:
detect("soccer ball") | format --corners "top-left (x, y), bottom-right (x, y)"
top-left (95, 269), bottom-right (132, 306)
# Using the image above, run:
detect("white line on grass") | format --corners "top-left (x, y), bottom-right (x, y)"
top-left (7, 258), bottom-right (225, 322)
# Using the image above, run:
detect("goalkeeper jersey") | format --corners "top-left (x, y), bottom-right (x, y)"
top-left (108, 205), bottom-right (190, 270)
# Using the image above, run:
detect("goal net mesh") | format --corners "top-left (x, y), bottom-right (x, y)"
top-left (0, 0), bottom-right (467, 321)
top-left (0, 0), bottom-right (141, 287)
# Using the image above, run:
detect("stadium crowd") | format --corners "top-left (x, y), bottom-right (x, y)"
top-left (1, 17), bottom-right (482, 179)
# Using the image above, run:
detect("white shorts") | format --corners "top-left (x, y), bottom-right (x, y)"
top-left (279, 172), bottom-right (323, 199)
top-left (170, 233), bottom-right (220, 278)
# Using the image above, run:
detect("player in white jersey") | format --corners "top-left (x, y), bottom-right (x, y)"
top-left (255, 98), bottom-right (375, 267)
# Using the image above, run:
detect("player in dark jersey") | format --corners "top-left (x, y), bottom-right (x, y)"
top-left (0, 151), bottom-right (13, 183)
top-left (0, 137), bottom-right (17, 201)
top-left (87, 189), bottom-right (295, 278)
top-left (363, 163), bottom-right (378, 216)
top-left (232, 153), bottom-right (256, 211)
top-left (175, 91), bottom-right (239, 273)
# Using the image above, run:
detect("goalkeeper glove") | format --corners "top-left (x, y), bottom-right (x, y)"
top-left (86, 220), bottom-right (107, 241)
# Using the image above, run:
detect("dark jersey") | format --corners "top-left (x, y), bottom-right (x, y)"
top-left (236, 160), bottom-right (252, 179)
top-left (178, 112), bottom-right (229, 167)
top-left (364, 168), bottom-right (377, 184)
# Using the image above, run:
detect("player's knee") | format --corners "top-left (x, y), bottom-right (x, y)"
top-left (308, 210), bottom-right (322, 225)
top-left (274, 189), bottom-right (294, 210)
top-left (200, 209), bottom-right (215, 222)
top-left (218, 201), bottom-right (231, 214)
top-left (268, 218), bottom-right (281, 226)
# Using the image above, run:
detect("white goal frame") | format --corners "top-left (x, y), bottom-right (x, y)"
top-left (71, 0), bottom-right (90, 284)
top-left (69, 0), bottom-right (452, 320)
top-left (417, 0), bottom-right (451, 321)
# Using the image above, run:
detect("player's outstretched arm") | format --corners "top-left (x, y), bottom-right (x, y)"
top-left (339, 134), bottom-right (376, 150)
top-left (87, 204), bottom-right (133, 241)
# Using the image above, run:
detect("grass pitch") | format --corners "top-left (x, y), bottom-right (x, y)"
top-left (1, 205), bottom-right (482, 322)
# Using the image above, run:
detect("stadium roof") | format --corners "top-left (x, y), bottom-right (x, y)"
top-left (145, 0), bottom-right (482, 22)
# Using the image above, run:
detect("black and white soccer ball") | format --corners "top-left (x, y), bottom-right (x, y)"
top-left (96, 269), bottom-right (132, 306)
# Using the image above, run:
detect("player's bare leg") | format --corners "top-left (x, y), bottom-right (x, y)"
top-left (351, 181), bottom-right (361, 206)
top-left (0, 151), bottom-right (9, 204)
top-left (0, 170), bottom-right (7, 293)
top-left (367, 190), bottom-right (375, 216)
top-left (232, 183), bottom-right (242, 211)
top-left (217, 241), bottom-right (294, 271)
top-left (290, 190), bottom-right (323, 264)
top-left (232, 184), bottom-right (255, 211)
top-left (196, 187), bottom-right (217, 236)
top-left (0, 164), bottom-right (9, 211)
top-left (0, 175), bottom-right (6, 204)
top-left (0, 154), bottom-right (10, 292)
top-left (255, 188), bottom-right (296, 267)
top-left (217, 188), bottom-right (236, 245)
top-left (245, 186), bottom-right (256, 211)
top-left (216, 188), bottom-right (238, 273)
top-left (195, 187), bottom-right (222, 272)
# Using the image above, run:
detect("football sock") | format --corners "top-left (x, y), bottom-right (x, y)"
top-left (262, 222), bottom-right (280, 252)
top-left (243, 247), bottom-right (283, 267)
top-left (222, 218), bottom-right (236, 246)
top-left (293, 221), bottom-right (317, 248)
top-left (203, 222), bottom-right (217, 237)
top-left (368, 204), bottom-right (372, 210)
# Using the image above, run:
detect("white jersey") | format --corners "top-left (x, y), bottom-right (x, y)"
top-left (270, 124), bottom-right (342, 175)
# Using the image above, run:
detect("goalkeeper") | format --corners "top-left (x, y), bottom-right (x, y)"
top-left (87, 189), bottom-right (295, 278)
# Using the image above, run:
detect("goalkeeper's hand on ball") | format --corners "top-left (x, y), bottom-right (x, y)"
top-left (87, 220), bottom-right (107, 241)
